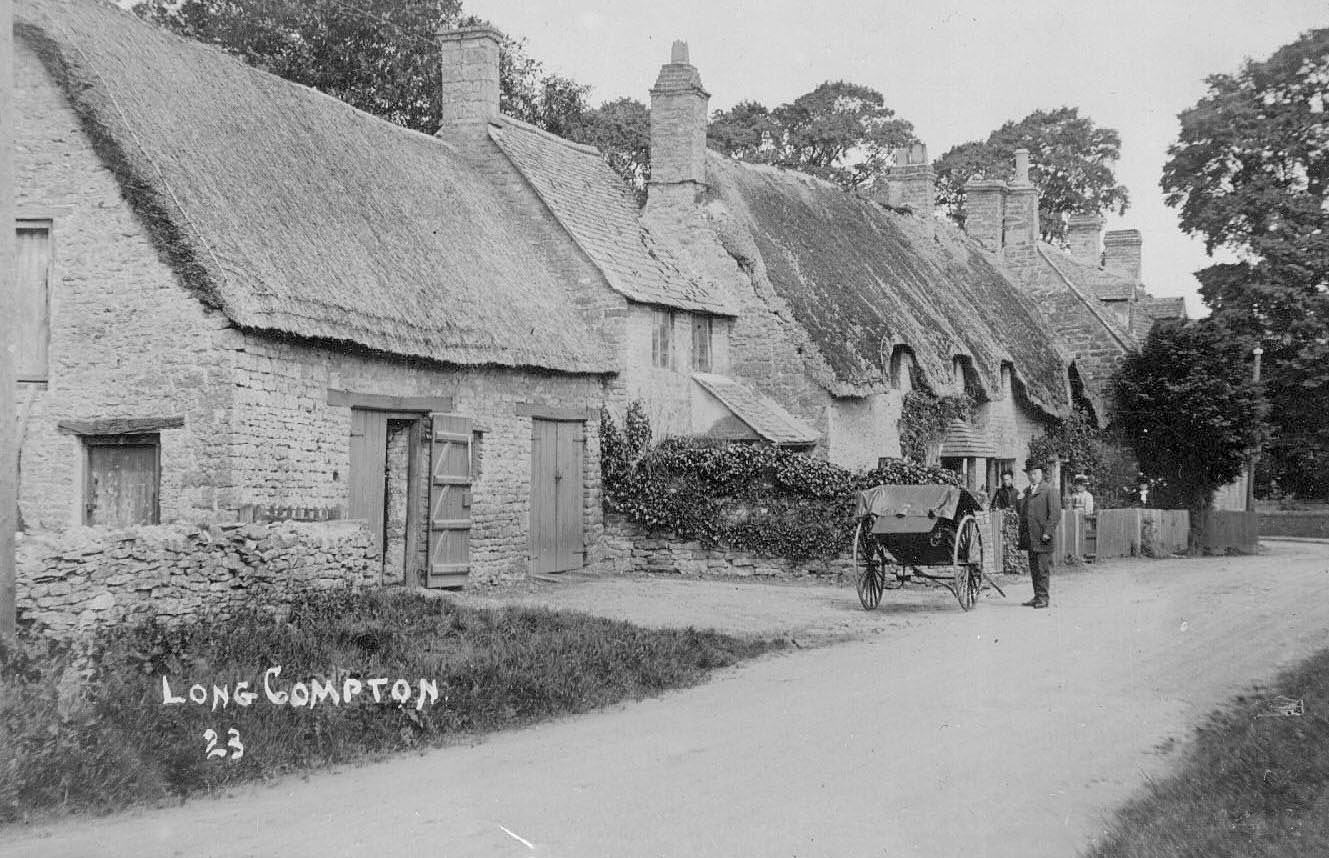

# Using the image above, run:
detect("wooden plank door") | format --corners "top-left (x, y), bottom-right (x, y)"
top-left (427, 413), bottom-right (472, 588)
top-left (85, 439), bottom-right (159, 527)
top-left (348, 408), bottom-right (389, 561)
top-left (530, 419), bottom-right (584, 574)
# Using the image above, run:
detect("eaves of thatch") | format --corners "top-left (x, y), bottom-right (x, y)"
top-left (705, 155), bottom-right (1070, 418)
top-left (17, 0), bottom-right (615, 376)
top-left (488, 116), bottom-right (734, 316)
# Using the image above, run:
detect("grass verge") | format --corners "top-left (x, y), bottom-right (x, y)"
top-left (1086, 647), bottom-right (1329, 857)
top-left (0, 588), bottom-right (782, 822)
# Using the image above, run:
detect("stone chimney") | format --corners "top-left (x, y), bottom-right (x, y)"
top-left (1004, 148), bottom-right (1038, 249)
top-left (1066, 213), bottom-right (1104, 267)
top-left (881, 143), bottom-right (935, 215)
top-left (437, 26), bottom-right (501, 140)
top-left (1103, 229), bottom-right (1142, 284)
top-left (963, 178), bottom-right (1007, 252)
top-left (648, 41), bottom-right (710, 209)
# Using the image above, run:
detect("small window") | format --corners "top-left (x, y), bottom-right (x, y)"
top-left (84, 434), bottom-right (160, 527)
top-left (16, 219), bottom-right (52, 383)
top-left (652, 309), bottom-right (674, 369)
top-left (692, 315), bottom-right (713, 373)
top-left (889, 345), bottom-right (913, 390)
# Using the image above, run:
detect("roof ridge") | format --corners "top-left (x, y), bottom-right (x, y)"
top-left (489, 114), bottom-right (602, 156)
top-left (1036, 245), bottom-right (1136, 351)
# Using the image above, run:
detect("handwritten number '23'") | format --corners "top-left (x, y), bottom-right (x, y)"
top-left (203, 728), bottom-right (245, 761)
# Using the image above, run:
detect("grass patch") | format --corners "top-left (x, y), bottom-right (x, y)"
top-left (0, 588), bottom-right (781, 822)
top-left (1087, 647), bottom-right (1329, 857)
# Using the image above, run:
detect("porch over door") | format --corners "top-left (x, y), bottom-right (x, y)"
top-left (531, 418), bottom-right (584, 574)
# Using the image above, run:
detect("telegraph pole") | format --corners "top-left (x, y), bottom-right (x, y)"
top-left (1, 0), bottom-right (16, 643)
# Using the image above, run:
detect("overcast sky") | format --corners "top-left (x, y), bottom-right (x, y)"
top-left (466, 0), bottom-right (1326, 317)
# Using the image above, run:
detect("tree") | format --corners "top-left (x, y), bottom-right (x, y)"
top-left (1161, 28), bottom-right (1329, 497)
top-left (1114, 320), bottom-right (1265, 525)
top-left (934, 107), bottom-right (1130, 242)
top-left (708, 82), bottom-right (918, 190)
top-left (132, 0), bottom-right (589, 138)
top-left (568, 98), bottom-right (652, 201)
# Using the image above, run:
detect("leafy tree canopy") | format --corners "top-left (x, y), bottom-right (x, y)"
top-left (1162, 28), bottom-right (1329, 497)
top-left (1114, 320), bottom-right (1266, 515)
top-left (568, 98), bottom-right (652, 200)
top-left (132, 0), bottom-right (589, 137)
top-left (934, 107), bottom-right (1130, 242)
top-left (708, 81), bottom-right (918, 190)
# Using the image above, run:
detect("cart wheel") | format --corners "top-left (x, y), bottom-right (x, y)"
top-left (952, 515), bottom-right (984, 611)
top-left (853, 519), bottom-right (885, 610)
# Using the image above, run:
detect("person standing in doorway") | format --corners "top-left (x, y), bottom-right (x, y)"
top-left (1020, 462), bottom-right (1060, 608)
top-left (1069, 474), bottom-right (1095, 515)
top-left (990, 470), bottom-right (1018, 510)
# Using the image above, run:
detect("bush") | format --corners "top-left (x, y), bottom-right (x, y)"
top-left (601, 409), bottom-right (962, 561)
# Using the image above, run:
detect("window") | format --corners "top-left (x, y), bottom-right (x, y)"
top-left (16, 219), bottom-right (52, 383)
top-left (889, 345), bottom-right (913, 390)
top-left (651, 309), bottom-right (674, 369)
top-left (84, 434), bottom-right (160, 527)
top-left (1000, 363), bottom-right (1013, 398)
top-left (692, 315), bottom-right (713, 372)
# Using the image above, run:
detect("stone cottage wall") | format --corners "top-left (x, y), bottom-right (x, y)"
top-left (15, 520), bottom-right (377, 639)
top-left (14, 43), bottom-right (235, 529)
top-left (221, 334), bottom-right (611, 585)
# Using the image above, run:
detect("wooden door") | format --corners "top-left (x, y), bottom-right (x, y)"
top-left (348, 409), bottom-right (388, 560)
top-left (530, 419), bottom-right (585, 574)
top-left (427, 413), bottom-right (472, 588)
top-left (85, 437), bottom-right (159, 527)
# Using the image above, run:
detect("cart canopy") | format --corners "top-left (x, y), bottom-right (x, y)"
top-left (854, 484), bottom-right (984, 534)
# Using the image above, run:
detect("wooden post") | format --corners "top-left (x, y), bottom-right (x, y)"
top-left (1, 0), bottom-right (17, 642)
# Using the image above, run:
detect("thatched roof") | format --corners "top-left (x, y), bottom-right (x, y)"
top-left (692, 373), bottom-right (820, 445)
top-left (705, 155), bottom-right (1069, 415)
top-left (17, 0), bottom-right (614, 375)
top-left (489, 116), bottom-right (733, 316)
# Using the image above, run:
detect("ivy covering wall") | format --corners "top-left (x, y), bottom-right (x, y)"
top-left (601, 404), bottom-right (961, 561)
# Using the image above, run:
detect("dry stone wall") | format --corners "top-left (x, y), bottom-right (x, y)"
top-left (16, 520), bottom-right (378, 639)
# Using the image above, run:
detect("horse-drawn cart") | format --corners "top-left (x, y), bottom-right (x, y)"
top-left (852, 483), bottom-right (1004, 611)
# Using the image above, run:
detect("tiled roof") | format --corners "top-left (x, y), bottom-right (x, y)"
top-left (1051, 251), bottom-right (1137, 301)
top-left (692, 373), bottom-right (821, 445)
top-left (488, 116), bottom-right (734, 316)
top-left (939, 420), bottom-right (997, 457)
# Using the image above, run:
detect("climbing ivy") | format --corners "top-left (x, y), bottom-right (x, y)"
top-left (898, 390), bottom-right (974, 464)
top-left (600, 405), bottom-right (961, 561)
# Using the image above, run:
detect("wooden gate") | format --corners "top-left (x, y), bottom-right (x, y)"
top-left (530, 418), bottom-right (585, 574)
top-left (427, 413), bottom-right (473, 588)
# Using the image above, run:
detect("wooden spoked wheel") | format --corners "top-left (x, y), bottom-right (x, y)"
top-left (951, 515), bottom-right (984, 611)
top-left (853, 519), bottom-right (885, 610)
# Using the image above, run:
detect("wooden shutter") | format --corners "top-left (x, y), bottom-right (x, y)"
top-left (85, 437), bottom-right (159, 527)
top-left (16, 223), bottom-right (51, 383)
top-left (348, 409), bottom-right (388, 562)
top-left (427, 413), bottom-right (472, 588)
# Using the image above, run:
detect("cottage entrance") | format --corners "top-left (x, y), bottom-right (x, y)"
top-left (529, 418), bottom-right (584, 574)
top-left (348, 409), bottom-right (427, 585)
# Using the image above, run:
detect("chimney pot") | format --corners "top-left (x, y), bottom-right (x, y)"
top-left (671, 40), bottom-right (689, 64)
top-left (1013, 148), bottom-right (1031, 185)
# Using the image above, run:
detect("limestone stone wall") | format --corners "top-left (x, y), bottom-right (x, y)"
top-left (15, 43), bottom-right (236, 529)
top-left (603, 515), bottom-right (854, 579)
top-left (226, 335), bottom-right (610, 585)
top-left (15, 521), bottom-right (378, 639)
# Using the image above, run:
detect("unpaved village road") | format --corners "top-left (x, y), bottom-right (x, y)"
top-left (7, 541), bottom-right (1329, 858)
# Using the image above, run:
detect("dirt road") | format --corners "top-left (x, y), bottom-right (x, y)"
top-left (7, 542), bottom-right (1329, 858)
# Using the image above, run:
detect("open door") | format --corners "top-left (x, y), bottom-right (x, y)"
top-left (426, 413), bottom-right (472, 588)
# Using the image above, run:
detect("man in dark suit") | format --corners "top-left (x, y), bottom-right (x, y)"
top-left (1019, 463), bottom-right (1060, 609)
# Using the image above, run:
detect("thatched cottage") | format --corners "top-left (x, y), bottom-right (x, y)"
top-left (12, 0), bottom-right (629, 585)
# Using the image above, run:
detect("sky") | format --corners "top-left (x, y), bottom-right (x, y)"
top-left (466, 0), bottom-right (1327, 317)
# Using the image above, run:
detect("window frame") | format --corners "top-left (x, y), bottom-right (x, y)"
top-left (651, 308), bottom-right (675, 370)
top-left (692, 315), bottom-right (713, 373)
